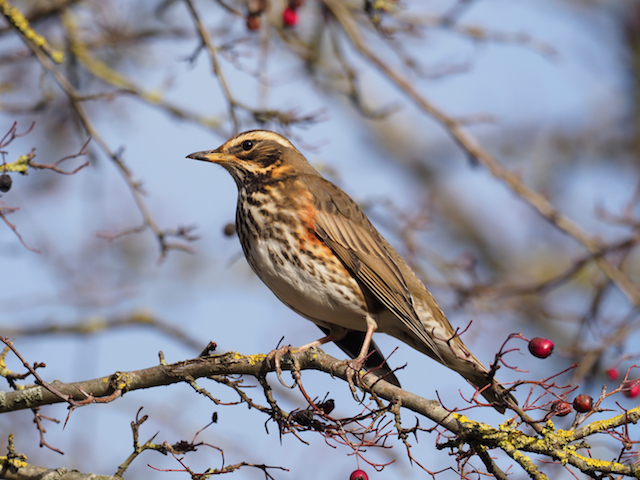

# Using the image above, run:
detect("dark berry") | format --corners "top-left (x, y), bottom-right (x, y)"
top-left (0, 173), bottom-right (11, 193)
top-left (550, 400), bottom-right (572, 417)
top-left (350, 470), bottom-right (368, 480)
top-left (282, 7), bottom-right (298, 27)
top-left (317, 399), bottom-right (335, 415)
top-left (223, 223), bottom-right (236, 237)
top-left (246, 15), bottom-right (260, 31)
top-left (291, 410), bottom-right (314, 426)
top-left (528, 337), bottom-right (554, 359)
top-left (572, 395), bottom-right (593, 413)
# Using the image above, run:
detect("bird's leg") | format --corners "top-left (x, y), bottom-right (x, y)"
top-left (295, 328), bottom-right (347, 352)
top-left (267, 328), bottom-right (348, 388)
top-left (332, 315), bottom-right (378, 395)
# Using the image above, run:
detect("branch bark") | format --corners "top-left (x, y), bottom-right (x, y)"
top-left (2, 349), bottom-right (639, 478)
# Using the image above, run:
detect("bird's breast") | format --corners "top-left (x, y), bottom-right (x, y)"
top-left (235, 187), bottom-right (370, 331)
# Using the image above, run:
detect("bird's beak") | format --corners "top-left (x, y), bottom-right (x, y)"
top-left (186, 150), bottom-right (236, 164)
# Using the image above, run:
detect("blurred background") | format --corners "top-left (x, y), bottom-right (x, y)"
top-left (1, 0), bottom-right (639, 478)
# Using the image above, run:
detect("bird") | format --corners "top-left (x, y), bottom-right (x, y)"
top-left (187, 130), bottom-right (516, 413)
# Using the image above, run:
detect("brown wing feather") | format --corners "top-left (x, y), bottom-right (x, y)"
top-left (306, 176), bottom-right (443, 361)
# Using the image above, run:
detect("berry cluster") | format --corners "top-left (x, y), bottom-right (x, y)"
top-left (245, 0), bottom-right (263, 32)
top-left (245, 0), bottom-right (302, 31)
top-left (605, 369), bottom-right (639, 398)
top-left (528, 337), bottom-right (639, 419)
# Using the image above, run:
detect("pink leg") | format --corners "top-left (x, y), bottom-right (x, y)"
top-left (354, 316), bottom-right (377, 360)
top-left (296, 328), bottom-right (347, 352)
top-left (333, 315), bottom-right (378, 394)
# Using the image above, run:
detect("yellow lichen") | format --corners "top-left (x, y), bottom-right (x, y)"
top-left (452, 413), bottom-right (472, 424)
top-left (511, 450), bottom-right (530, 464)
top-left (499, 416), bottom-right (517, 431)
top-left (564, 448), bottom-right (628, 471)
top-left (62, 14), bottom-right (132, 91)
top-left (114, 372), bottom-right (131, 390)
top-left (511, 450), bottom-right (548, 479)
top-left (554, 429), bottom-right (574, 439)
top-left (0, 455), bottom-right (29, 469)
top-left (0, 154), bottom-right (31, 173)
top-left (132, 310), bottom-right (153, 323)
top-left (451, 413), bottom-right (495, 436)
top-left (453, 403), bottom-right (639, 477)
top-left (232, 352), bottom-right (266, 366)
top-left (0, 347), bottom-right (10, 376)
top-left (16, 387), bottom-right (43, 406)
top-left (2, 434), bottom-right (28, 468)
top-left (554, 450), bottom-right (568, 465)
top-left (0, 0), bottom-right (63, 63)
top-left (143, 90), bottom-right (163, 104)
top-left (577, 405), bottom-right (640, 438)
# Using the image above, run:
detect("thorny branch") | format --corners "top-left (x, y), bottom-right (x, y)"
top-left (322, 0), bottom-right (640, 311)
top-left (1, 341), bottom-right (639, 478)
top-left (0, 337), bottom-right (125, 412)
top-left (2, 4), bottom-right (198, 260)
top-left (0, 123), bottom-right (89, 251)
top-left (183, 0), bottom-right (239, 135)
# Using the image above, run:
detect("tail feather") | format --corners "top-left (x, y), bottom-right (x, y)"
top-left (319, 324), bottom-right (516, 412)
top-left (464, 370), bottom-right (517, 414)
top-left (317, 326), bottom-right (401, 387)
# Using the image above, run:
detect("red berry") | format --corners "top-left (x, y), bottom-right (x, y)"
top-left (550, 400), bottom-right (572, 417)
top-left (282, 7), bottom-right (298, 27)
top-left (623, 381), bottom-right (640, 399)
top-left (606, 368), bottom-right (619, 381)
top-left (350, 470), bottom-right (368, 480)
top-left (572, 395), bottom-right (593, 413)
top-left (528, 337), bottom-right (554, 359)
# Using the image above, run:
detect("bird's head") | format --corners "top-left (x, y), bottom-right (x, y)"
top-left (187, 130), bottom-right (317, 188)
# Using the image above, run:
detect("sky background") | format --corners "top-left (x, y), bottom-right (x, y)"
top-left (1, 0), bottom-right (638, 478)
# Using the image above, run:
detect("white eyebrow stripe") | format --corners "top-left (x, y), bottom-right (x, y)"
top-left (233, 131), bottom-right (295, 150)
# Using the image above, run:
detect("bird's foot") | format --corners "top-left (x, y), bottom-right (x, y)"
top-left (266, 345), bottom-right (298, 389)
top-left (331, 357), bottom-right (367, 398)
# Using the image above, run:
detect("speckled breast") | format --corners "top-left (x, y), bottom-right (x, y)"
top-left (235, 183), bottom-right (370, 332)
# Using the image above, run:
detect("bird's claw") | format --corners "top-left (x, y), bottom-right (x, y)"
top-left (331, 358), bottom-right (367, 398)
top-left (266, 345), bottom-right (298, 389)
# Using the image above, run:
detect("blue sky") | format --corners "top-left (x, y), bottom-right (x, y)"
top-left (1, 1), bottom-right (637, 478)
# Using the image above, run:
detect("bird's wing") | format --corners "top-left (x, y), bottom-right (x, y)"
top-left (306, 176), bottom-right (442, 360)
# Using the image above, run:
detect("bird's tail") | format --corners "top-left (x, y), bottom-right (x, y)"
top-left (461, 368), bottom-right (517, 414)
top-left (317, 326), bottom-right (401, 387)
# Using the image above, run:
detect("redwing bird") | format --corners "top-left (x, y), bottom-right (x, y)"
top-left (188, 130), bottom-right (515, 412)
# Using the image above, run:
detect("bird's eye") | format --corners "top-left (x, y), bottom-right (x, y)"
top-left (241, 140), bottom-right (254, 151)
